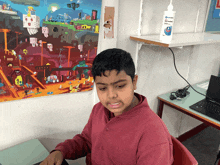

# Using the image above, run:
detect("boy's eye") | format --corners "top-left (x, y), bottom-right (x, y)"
top-left (116, 84), bottom-right (126, 88)
top-left (99, 87), bottom-right (106, 91)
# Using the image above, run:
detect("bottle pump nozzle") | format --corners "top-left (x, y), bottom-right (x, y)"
top-left (167, 0), bottom-right (173, 11)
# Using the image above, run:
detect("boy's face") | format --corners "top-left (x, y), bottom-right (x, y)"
top-left (95, 70), bottom-right (138, 116)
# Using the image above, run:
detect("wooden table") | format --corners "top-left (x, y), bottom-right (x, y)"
top-left (158, 80), bottom-right (220, 131)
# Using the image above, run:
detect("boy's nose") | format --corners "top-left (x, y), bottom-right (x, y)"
top-left (107, 89), bottom-right (118, 99)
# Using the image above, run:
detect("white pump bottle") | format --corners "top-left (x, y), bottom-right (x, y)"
top-left (160, 0), bottom-right (176, 42)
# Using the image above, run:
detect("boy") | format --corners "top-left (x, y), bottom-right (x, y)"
top-left (40, 48), bottom-right (173, 165)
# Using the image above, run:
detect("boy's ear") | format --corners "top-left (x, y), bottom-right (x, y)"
top-left (133, 75), bottom-right (138, 90)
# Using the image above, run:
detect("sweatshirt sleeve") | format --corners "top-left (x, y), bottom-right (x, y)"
top-left (136, 132), bottom-right (174, 165)
top-left (53, 105), bottom-right (96, 160)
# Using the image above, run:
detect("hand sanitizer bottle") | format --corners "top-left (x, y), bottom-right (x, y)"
top-left (160, 0), bottom-right (176, 42)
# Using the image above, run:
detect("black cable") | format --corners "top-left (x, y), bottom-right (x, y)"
top-left (171, 85), bottom-right (190, 99)
top-left (169, 48), bottom-right (220, 105)
top-left (214, 146), bottom-right (220, 165)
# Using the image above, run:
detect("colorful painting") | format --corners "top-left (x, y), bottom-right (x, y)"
top-left (213, 0), bottom-right (220, 18)
top-left (0, 0), bottom-right (101, 102)
top-left (216, 0), bottom-right (220, 8)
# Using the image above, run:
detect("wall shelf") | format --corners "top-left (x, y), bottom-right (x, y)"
top-left (130, 32), bottom-right (220, 48)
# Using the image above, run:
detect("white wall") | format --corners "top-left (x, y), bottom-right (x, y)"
top-left (117, 0), bottom-right (220, 137)
top-left (1, 0), bottom-right (220, 164)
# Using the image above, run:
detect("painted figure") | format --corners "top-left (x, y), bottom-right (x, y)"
top-left (11, 50), bottom-right (16, 56)
top-left (47, 74), bottom-right (58, 83)
top-left (2, 3), bottom-right (10, 10)
top-left (38, 40), bottom-right (42, 47)
top-left (78, 45), bottom-right (83, 52)
top-left (42, 27), bottom-right (49, 38)
top-left (47, 43), bottom-right (53, 51)
top-left (30, 37), bottom-right (38, 47)
top-left (2, 3), bottom-right (6, 10)
top-left (11, 70), bottom-right (24, 86)
top-left (104, 18), bottom-right (113, 38)
top-left (27, 6), bottom-right (35, 17)
top-left (72, 60), bottom-right (89, 79)
top-left (23, 14), bottom-right (40, 35)
top-left (58, 13), bottom-right (71, 23)
top-left (80, 53), bottom-right (87, 61)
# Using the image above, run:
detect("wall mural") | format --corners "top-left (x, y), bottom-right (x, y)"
top-left (213, 0), bottom-right (220, 18)
top-left (0, 0), bottom-right (101, 102)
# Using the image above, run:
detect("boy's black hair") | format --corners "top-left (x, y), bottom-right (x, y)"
top-left (92, 48), bottom-right (135, 81)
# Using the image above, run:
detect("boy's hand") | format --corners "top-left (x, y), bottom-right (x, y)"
top-left (40, 150), bottom-right (64, 165)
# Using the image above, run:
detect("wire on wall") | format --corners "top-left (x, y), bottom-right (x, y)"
top-left (169, 48), bottom-right (220, 106)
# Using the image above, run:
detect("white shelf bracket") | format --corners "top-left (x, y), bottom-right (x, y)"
top-left (134, 42), bottom-right (142, 75)
top-left (137, 0), bottom-right (144, 36)
top-left (138, 43), bottom-right (143, 50)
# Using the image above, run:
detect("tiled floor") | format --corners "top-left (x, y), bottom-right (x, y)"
top-left (182, 126), bottom-right (220, 165)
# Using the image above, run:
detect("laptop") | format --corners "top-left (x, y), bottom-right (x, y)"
top-left (189, 75), bottom-right (220, 121)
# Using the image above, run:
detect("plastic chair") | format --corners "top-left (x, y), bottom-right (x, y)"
top-left (171, 136), bottom-right (198, 165)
